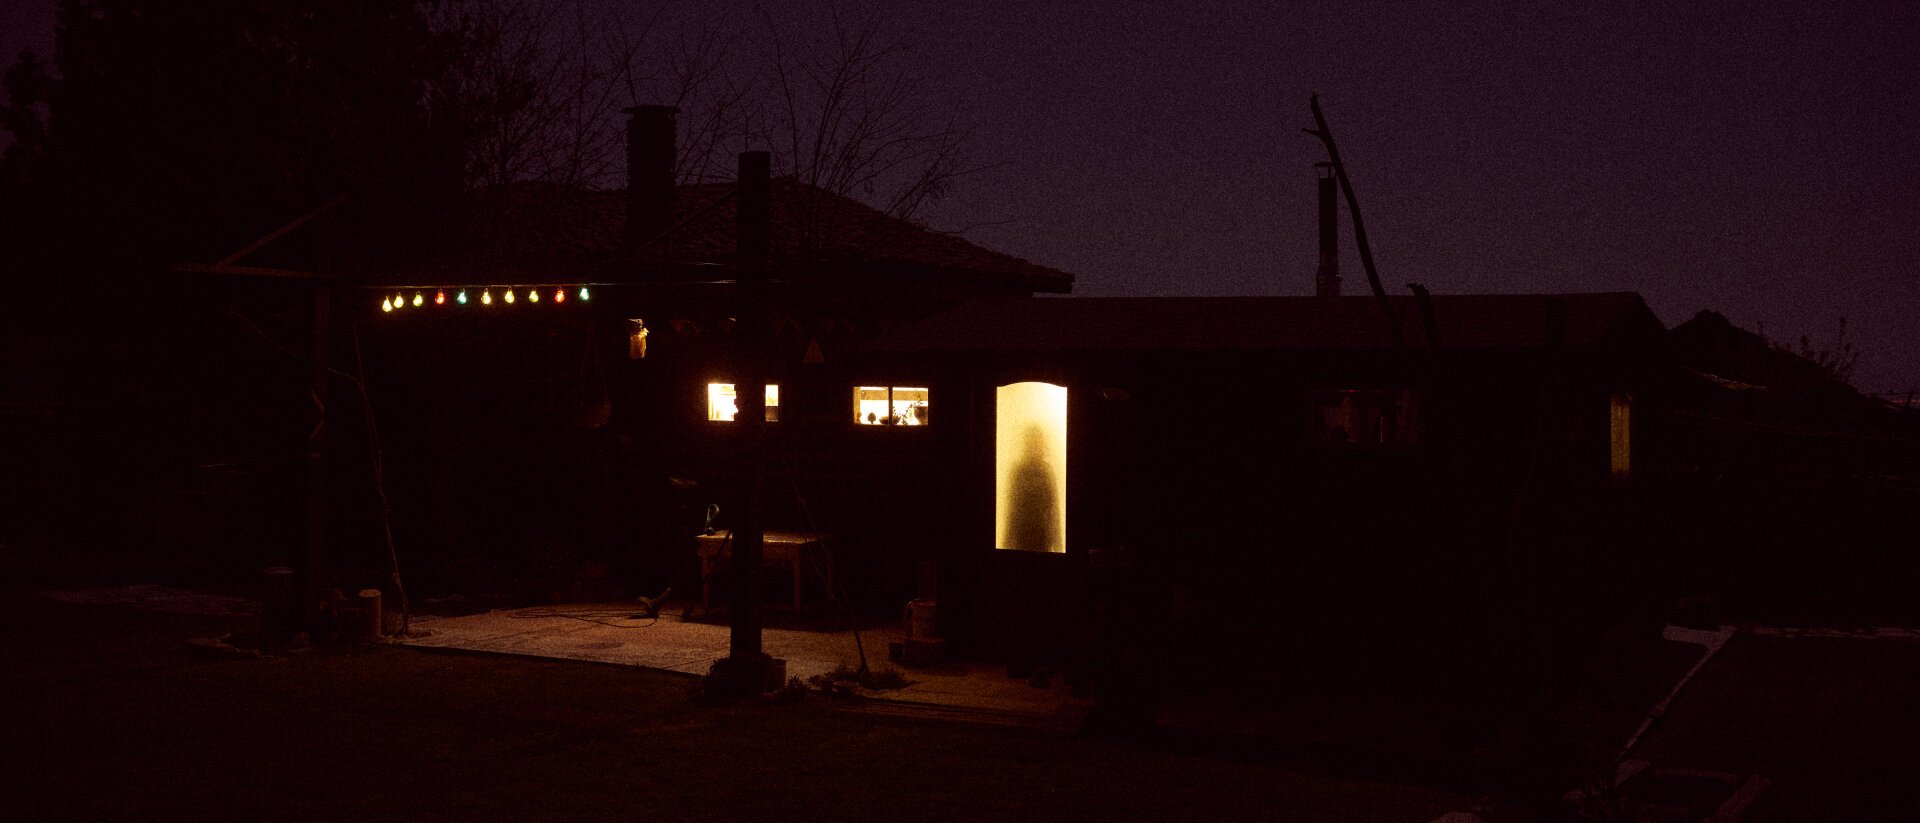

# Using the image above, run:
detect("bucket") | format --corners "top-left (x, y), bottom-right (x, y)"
top-left (904, 598), bottom-right (938, 639)
top-left (357, 589), bottom-right (383, 642)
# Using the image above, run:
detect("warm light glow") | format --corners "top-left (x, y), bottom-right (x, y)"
top-left (554, 289), bottom-right (566, 303)
top-left (995, 382), bottom-right (1067, 553)
top-left (628, 319), bottom-right (648, 359)
top-left (1610, 392), bottom-right (1632, 480)
top-left (707, 382), bottom-right (780, 422)
top-left (381, 297), bottom-right (393, 312)
top-left (457, 290), bottom-right (468, 305)
top-left (393, 293), bottom-right (404, 309)
top-left (481, 290), bottom-right (493, 305)
top-left (435, 291), bottom-right (446, 305)
top-left (528, 289), bottom-right (539, 303)
top-left (855, 386), bottom-right (929, 426)
top-left (412, 293), bottom-right (424, 307)
top-left (578, 287), bottom-right (590, 301)
top-left (504, 289), bottom-right (516, 304)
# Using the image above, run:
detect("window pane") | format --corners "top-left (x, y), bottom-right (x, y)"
top-left (708, 383), bottom-right (779, 422)
top-left (995, 382), bottom-right (1066, 552)
top-left (1308, 389), bottom-right (1421, 446)
top-left (893, 387), bottom-right (929, 426)
top-left (1610, 392), bottom-right (1631, 480)
top-left (854, 386), bottom-right (892, 425)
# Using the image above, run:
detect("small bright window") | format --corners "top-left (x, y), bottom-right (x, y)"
top-left (707, 383), bottom-right (780, 422)
top-left (854, 386), bottom-right (929, 426)
top-left (1610, 391), bottom-right (1631, 480)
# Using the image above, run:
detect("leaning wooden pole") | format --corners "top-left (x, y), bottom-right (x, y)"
top-left (1305, 94), bottom-right (1403, 352)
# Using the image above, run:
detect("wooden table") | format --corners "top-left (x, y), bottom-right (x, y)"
top-left (695, 530), bottom-right (833, 613)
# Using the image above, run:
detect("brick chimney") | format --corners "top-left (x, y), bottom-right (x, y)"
top-left (625, 105), bottom-right (678, 257)
top-left (1314, 167), bottom-right (1341, 298)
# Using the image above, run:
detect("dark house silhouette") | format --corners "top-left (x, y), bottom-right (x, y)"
top-left (318, 107), bottom-right (1073, 612)
top-left (860, 293), bottom-right (1668, 687)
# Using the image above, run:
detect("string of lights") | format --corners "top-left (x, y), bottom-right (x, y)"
top-left (379, 286), bottom-right (592, 313)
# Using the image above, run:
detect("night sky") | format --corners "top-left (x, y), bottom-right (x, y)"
top-left (5, 1), bottom-right (1916, 392)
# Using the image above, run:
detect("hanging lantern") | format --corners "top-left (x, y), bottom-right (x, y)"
top-left (381, 297), bottom-right (393, 312)
top-left (435, 291), bottom-right (446, 305)
top-left (481, 290), bottom-right (493, 305)
top-left (578, 287), bottom-right (591, 301)
top-left (393, 293), bottom-right (405, 309)
top-left (554, 288), bottom-right (565, 303)
top-left (528, 289), bottom-right (540, 303)
top-left (504, 289), bottom-right (516, 304)
top-left (412, 292), bottom-right (424, 307)
top-left (456, 290), bottom-right (468, 305)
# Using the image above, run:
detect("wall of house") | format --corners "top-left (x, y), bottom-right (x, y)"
top-left (842, 346), bottom-right (1665, 693)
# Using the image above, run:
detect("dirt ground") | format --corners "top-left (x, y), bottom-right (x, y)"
top-left (1633, 632), bottom-right (1920, 821)
top-left (0, 592), bottom-right (1471, 822)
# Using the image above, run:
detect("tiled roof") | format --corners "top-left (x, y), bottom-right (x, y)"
top-left (870, 293), bottom-right (1661, 353)
top-left (382, 180), bottom-right (1072, 292)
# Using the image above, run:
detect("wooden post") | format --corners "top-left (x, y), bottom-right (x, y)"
top-left (705, 150), bottom-right (784, 699)
top-left (731, 151), bottom-right (770, 661)
top-left (301, 286), bottom-right (331, 633)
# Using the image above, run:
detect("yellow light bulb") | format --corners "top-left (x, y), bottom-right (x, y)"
top-left (393, 293), bottom-right (404, 309)
top-left (412, 293), bottom-right (424, 307)
top-left (528, 289), bottom-right (539, 303)
top-left (381, 297), bottom-right (393, 312)
top-left (481, 290), bottom-right (493, 305)
top-left (504, 289), bottom-right (515, 304)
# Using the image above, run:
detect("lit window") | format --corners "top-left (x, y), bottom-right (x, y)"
top-left (1610, 391), bottom-right (1631, 480)
top-left (854, 386), bottom-right (929, 426)
top-left (996, 382), bottom-right (1066, 553)
top-left (707, 383), bottom-right (779, 422)
top-left (1309, 389), bottom-right (1422, 446)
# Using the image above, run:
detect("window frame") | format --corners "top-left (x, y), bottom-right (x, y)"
top-left (1305, 388), bottom-right (1424, 448)
top-left (706, 381), bottom-right (781, 423)
top-left (852, 385), bottom-right (931, 427)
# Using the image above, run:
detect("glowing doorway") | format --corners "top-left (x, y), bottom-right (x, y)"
top-left (995, 382), bottom-right (1066, 553)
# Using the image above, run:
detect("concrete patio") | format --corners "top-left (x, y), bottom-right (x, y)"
top-left (397, 604), bottom-right (1092, 727)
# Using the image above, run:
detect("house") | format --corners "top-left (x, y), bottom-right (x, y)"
top-left (323, 106), bottom-right (1073, 611)
top-left (184, 105), bottom-right (1693, 689)
top-left (853, 292), bottom-right (1668, 688)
